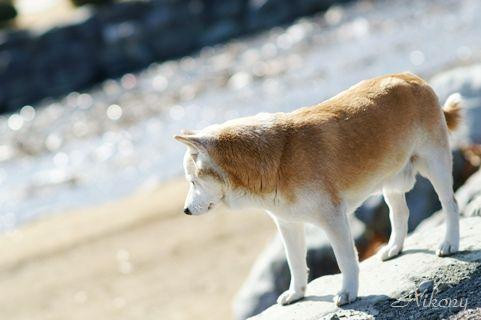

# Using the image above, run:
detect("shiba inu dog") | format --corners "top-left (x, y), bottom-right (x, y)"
top-left (174, 72), bottom-right (462, 306)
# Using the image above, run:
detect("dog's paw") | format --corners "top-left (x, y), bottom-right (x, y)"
top-left (334, 290), bottom-right (357, 306)
top-left (436, 240), bottom-right (459, 257)
top-left (277, 289), bottom-right (305, 305)
top-left (378, 243), bottom-right (402, 261)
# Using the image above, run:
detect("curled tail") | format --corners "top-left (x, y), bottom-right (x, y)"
top-left (443, 93), bottom-right (463, 131)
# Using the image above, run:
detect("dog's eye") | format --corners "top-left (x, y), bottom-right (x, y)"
top-left (190, 181), bottom-right (196, 187)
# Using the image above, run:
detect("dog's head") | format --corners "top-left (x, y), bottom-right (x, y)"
top-left (174, 130), bottom-right (225, 216)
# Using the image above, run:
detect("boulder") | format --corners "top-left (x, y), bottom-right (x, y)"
top-left (456, 169), bottom-right (481, 218)
top-left (250, 216), bottom-right (481, 320)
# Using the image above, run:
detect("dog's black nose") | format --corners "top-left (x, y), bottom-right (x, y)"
top-left (184, 207), bottom-right (191, 215)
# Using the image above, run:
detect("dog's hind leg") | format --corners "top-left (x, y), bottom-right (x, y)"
top-left (378, 192), bottom-right (409, 261)
top-left (314, 207), bottom-right (359, 306)
top-left (274, 219), bottom-right (308, 305)
top-left (378, 160), bottom-right (415, 261)
top-left (415, 146), bottom-right (460, 256)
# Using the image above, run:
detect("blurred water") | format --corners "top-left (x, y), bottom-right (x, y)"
top-left (0, 0), bottom-right (480, 231)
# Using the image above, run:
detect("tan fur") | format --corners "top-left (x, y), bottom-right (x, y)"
top-left (199, 72), bottom-right (454, 204)
top-left (176, 72), bottom-right (462, 304)
top-left (197, 167), bottom-right (223, 182)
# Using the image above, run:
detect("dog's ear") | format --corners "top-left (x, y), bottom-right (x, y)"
top-left (174, 132), bottom-right (210, 152)
top-left (180, 129), bottom-right (198, 135)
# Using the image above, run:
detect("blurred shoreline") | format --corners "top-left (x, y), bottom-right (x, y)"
top-left (1, 0), bottom-right (481, 233)
top-left (0, 177), bottom-right (275, 320)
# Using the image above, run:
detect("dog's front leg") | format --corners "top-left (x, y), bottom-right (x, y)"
top-left (274, 219), bottom-right (308, 305)
top-left (321, 210), bottom-right (359, 306)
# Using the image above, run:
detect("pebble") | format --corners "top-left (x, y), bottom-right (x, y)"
top-left (419, 279), bottom-right (434, 292)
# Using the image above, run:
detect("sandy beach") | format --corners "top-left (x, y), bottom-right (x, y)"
top-left (0, 179), bottom-right (275, 320)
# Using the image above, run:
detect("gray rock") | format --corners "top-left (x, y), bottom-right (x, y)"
top-left (418, 279), bottom-right (434, 293)
top-left (435, 282), bottom-right (450, 292)
top-left (456, 169), bottom-right (481, 218)
top-left (250, 216), bottom-right (481, 320)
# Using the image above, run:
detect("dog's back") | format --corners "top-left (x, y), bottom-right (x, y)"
top-left (209, 72), bottom-right (457, 205)
top-left (279, 72), bottom-right (451, 202)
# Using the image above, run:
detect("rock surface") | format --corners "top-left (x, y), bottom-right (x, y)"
top-left (250, 216), bottom-right (481, 320)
